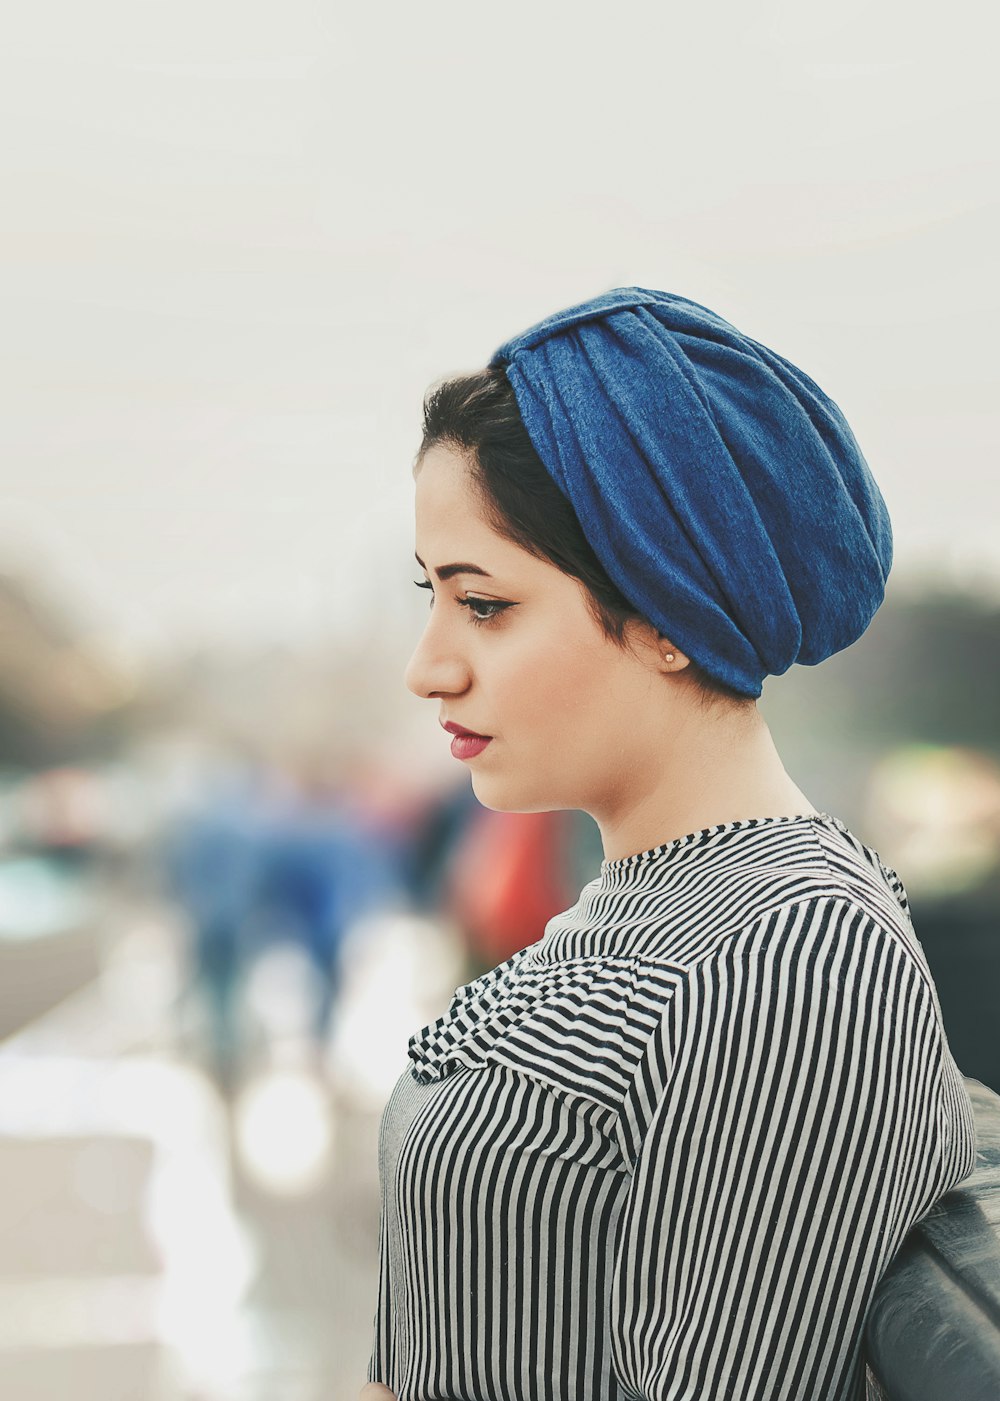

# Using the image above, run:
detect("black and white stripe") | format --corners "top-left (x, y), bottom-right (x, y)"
top-left (368, 812), bottom-right (976, 1400)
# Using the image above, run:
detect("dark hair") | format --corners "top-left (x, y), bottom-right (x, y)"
top-left (416, 365), bottom-right (752, 707)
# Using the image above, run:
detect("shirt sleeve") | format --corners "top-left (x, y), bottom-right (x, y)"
top-left (609, 895), bottom-right (957, 1401)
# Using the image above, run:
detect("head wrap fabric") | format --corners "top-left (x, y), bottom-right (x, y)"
top-left (488, 287), bottom-right (892, 698)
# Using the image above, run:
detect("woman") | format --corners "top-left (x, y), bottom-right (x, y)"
top-left (361, 288), bottom-right (976, 1401)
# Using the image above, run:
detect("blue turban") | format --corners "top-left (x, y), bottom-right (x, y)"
top-left (488, 287), bottom-right (893, 699)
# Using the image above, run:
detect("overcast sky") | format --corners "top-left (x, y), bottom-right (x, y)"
top-left (1, 0), bottom-right (997, 664)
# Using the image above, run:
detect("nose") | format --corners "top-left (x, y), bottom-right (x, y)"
top-left (403, 613), bottom-right (472, 700)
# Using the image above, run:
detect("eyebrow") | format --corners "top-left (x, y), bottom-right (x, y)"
top-left (414, 551), bottom-right (494, 582)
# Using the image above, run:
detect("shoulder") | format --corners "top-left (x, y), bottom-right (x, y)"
top-left (613, 891), bottom-right (949, 1164)
top-left (630, 889), bottom-right (941, 1104)
top-left (634, 815), bottom-right (922, 978)
top-left (677, 890), bottom-right (940, 1024)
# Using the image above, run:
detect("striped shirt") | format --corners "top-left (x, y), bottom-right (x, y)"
top-left (367, 811), bottom-right (976, 1400)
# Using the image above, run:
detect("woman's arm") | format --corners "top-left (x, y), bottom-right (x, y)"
top-left (610, 896), bottom-right (957, 1401)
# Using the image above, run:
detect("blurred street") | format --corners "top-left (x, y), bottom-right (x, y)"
top-left (0, 721), bottom-right (610, 1401)
top-left (0, 862), bottom-right (463, 1401)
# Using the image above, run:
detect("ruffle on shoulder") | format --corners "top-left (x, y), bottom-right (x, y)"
top-left (407, 944), bottom-right (675, 1123)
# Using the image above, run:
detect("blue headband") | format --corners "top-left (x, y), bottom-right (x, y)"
top-left (488, 287), bottom-right (893, 698)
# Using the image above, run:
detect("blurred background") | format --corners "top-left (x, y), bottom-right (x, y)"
top-left (1, 1), bottom-right (998, 1397)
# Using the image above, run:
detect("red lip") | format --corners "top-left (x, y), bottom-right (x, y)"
top-left (441, 720), bottom-right (492, 739)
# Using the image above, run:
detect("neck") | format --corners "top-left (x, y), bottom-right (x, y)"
top-left (595, 704), bottom-right (818, 864)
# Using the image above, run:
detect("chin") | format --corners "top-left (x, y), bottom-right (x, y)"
top-left (470, 774), bottom-right (569, 816)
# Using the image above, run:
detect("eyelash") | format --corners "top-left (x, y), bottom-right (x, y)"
top-left (413, 579), bottom-right (512, 628)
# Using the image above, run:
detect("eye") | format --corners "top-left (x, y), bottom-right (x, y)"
top-left (412, 579), bottom-right (514, 628)
top-left (459, 596), bottom-right (511, 626)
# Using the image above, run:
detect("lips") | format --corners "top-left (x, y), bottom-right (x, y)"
top-left (441, 719), bottom-right (493, 763)
top-left (441, 720), bottom-right (492, 740)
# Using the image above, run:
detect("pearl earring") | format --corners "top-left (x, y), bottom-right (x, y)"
top-left (664, 652), bottom-right (675, 663)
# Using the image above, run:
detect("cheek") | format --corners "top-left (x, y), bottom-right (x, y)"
top-left (497, 628), bottom-right (608, 732)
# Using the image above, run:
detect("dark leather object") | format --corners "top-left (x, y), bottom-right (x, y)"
top-left (865, 1078), bottom-right (1000, 1400)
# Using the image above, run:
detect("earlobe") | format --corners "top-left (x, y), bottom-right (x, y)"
top-left (627, 619), bottom-right (688, 673)
top-left (655, 633), bottom-right (686, 670)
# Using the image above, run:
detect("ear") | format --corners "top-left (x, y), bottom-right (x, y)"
top-left (655, 634), bottom-right (690, 675)
top-left (623, 618), bottom-right (691, 674)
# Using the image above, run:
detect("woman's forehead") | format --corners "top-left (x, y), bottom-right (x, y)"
top-left (412, 443), bottom-right (579, 593)
top-left (415, 456), bottom-right (493, 544)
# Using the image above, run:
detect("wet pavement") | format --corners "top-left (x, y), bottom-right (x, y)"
top-left (0, 897), bottom-right (463, 1401)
